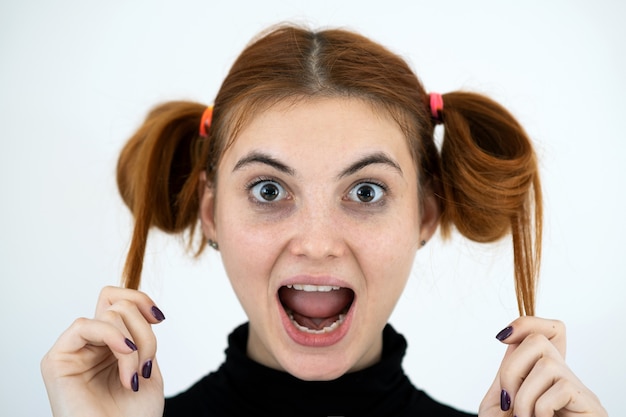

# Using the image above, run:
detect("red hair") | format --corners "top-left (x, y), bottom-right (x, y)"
top-left (117, 25), bottom-right (542, 316)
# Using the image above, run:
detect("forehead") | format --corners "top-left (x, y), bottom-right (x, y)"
top-left (220, 97), bottom-right (415, 171)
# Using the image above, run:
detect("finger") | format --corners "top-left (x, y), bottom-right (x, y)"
top-left (96, 286), bottom-right (166, 324)
top-left (512, 355), bottom-right (565, 417)
top-left (498, 332), bottom-right (565, 412)
top-left (495, 316), bottom-right (566, 357)
top-left (104, 299), bottom-right (158, 379)
top-left (55, 317), bottom-right (138, 355)
top-left (533, 378), bottom-right (597, 417)
top-left (46, 317), bottom-right (140, 391)
top-left (82, 311), bottom-right (143, 391)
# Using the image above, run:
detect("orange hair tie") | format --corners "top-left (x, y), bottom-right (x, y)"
top-left (429, 93), bottom-right (444, 124)
top-left (199, 106), bottom-right (214, 137)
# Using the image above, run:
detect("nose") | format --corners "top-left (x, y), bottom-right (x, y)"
top-left (287, 202), bottom-right (347, 260)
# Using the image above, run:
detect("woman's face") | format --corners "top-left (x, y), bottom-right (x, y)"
top-left (201, 97), bottom-right (438, 380)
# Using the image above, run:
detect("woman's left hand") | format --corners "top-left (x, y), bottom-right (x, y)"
top-left (478, 316), bottom-right (607, 417)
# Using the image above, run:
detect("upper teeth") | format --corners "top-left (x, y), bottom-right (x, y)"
top-left (287, 284), bottom-right (341, 292)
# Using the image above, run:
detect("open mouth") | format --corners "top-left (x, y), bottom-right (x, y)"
top-left (278, 284), bottom-right (355, 335)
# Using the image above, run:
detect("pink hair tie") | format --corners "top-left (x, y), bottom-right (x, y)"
top-left (199, 106), bottom-right (214, 137)
top-left (429, 93), bottom-right (444, 124)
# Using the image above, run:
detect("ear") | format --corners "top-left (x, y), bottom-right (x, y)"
top-left (418, 186), bottom-right (440, 245)
top-left (198, 171), bottom-right (217, 241)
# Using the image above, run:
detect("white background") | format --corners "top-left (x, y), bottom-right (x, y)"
top-left (1, 1), bottom-right (624, 415)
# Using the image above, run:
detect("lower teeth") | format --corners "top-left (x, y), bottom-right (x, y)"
top-left (287, 311), bottom-right (346, 334)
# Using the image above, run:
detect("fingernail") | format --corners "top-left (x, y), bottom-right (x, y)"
top-left (142, 360), bottom-right (153, 379)
top-left (125, 338), bottom-right (138, 351)
top-left (151, 305), bottom-right (166, 321)
top-left (495, 326), bottom-right (513, 341)
top-left (131, 372), bottom-right (139, 392)
top-left (500, 389), bottom-right (511, 411)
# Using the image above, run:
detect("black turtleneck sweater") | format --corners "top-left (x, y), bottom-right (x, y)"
top-left (164, 323), bottom-right (477, 416)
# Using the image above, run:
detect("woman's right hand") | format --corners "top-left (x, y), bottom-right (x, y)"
top-left (41, 286), bottom-right (166, 417)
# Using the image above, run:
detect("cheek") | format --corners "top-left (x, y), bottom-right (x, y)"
top-left (361, 210), bottom-right (419, 284)
top-left (364, 240), bottom-right (416, 286)
top-left (217, 224), bottom-right (275, 318)
top-left (216, 214), bottom-right (281, 287)
top-left (220, 209), bottom-right (286, 253)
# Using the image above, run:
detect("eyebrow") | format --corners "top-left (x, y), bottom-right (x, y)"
top-left (232, 150), bottom-right (402, 178)
top-left (337, 152), bottom-right (403, 179)
top-left (232, 151), bottom-right (295, 175)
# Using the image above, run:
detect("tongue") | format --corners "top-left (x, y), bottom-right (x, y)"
top-left (279, 287), bottom-right (353, 330)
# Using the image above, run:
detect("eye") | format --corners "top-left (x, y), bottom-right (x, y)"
top-left (347, 182), bottom-right (385, 203)
top-left (250, 180), bottom-right (286, 202)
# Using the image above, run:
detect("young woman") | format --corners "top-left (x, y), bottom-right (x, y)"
top-left (41, 25), bottom-right (607, 417)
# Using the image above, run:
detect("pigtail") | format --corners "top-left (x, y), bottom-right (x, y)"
top-left (116, 101), bottom-right (209, 289)
top-left (437, 92), bottom-right (542, 316)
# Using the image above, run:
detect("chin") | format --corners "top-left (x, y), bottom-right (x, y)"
top-left (279, 350), bottom-right (355, 381)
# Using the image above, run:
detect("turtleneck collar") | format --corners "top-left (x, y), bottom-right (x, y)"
top-left (164, 323), bottom-right (476, 417)
top-left (219, 322), bottom-right (423, 416)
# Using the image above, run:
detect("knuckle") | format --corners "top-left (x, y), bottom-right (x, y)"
top-left (552, 319), bottom-right (566, 335)
top-left (114, 298), bottom-right (136, 310)
top-left (138, 325), bottom-right (158, 347)
top-left (534, 394), bottom-right (556, 417)
top-left (525, 332), bottom-right (548, 346)
top-left (40, 349), bottom-right (65, 376)
top-left (534, 356), bottom-right (558, 374)
top-left (555, 377), bottom-right (575, 393)
top-left (40, 351), bottom-right (54, 374)
top-left (99, 285), bottom-right (117, 297)
top-left (511, 391), bottom-right (531, 417)
top-left (515, 315), bottom-right (533, 326)
top-left (40, 357), bottom-right (63, 380)
top-left (498, 364), bottom-right (518, 384)
top-left (71, 316), bottom-right (91, 330)
top-left (99, 309), bottom-right (121, 324)
top-left (142, 334), bottom-right (158, 354)
top-left (99, 286), bottom-right (149, 303)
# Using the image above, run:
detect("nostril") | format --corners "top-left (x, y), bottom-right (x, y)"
top-left (288, 231), bottom-right (346, 259)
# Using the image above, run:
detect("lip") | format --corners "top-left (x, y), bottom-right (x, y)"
top-left (276, 275), bottom-right (356, 348)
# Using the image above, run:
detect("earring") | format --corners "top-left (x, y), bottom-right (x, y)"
top-left (420, 240), bottom-right (427, 247)
top-left (207, 239), bottom-right (219, 251)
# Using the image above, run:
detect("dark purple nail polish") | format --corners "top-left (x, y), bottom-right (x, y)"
top-left (142, 360), bottom-right (153, 379)
top-left (151, 305), bottom-right (166, 321)
top-left (500, 389), bottom-right (511, 411)
top-left (131, 372), bottom-right (139, 392)
top-left (125, 338), bottom-right (138, 351)
top-left (495, 326), bottom-right (513, 341)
